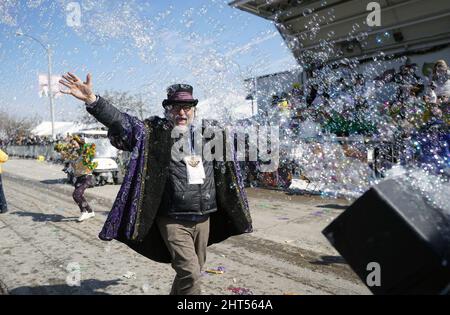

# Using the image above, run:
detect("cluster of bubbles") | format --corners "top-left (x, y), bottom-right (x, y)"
top-left (1, 0), bottom-right (287, 121)
top-left (265, 6), bottom-right (449, 208)
top-left (0, 1), bottom-right (448, 208)
top-left (288, 136), bottom-right (372, 198)
top-left (0, 0), bottom-right (18, 26)
top-left (375, 31), bottom-right (392, 46)
top-left (406, 169), bottom-right (450, 215)
top-left (68, 1), bottom-right (157, 63)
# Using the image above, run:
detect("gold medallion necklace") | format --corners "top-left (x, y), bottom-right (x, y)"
top-left (188, 156), bottom-right (200, 167)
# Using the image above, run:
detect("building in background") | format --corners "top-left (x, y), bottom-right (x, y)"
top-left (244, 69), bottom-right (303, 122)
top-left (31, 121), bottom-right (102, 138)
top-left (232, 0), bottom-right (450, 119)
top-left (230, 0), bottom-right (450, 65)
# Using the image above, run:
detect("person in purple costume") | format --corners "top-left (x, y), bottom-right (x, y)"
top-left (60, 72), bottom-right (252, 295)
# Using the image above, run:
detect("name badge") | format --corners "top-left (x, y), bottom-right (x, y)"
top-left (184, 155), bottom-right (206, 185)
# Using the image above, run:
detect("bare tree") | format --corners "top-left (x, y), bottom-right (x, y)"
top-left (79, 91), bottom-right (151, 124)
top-left (0, 110), bottom-right (37, 143)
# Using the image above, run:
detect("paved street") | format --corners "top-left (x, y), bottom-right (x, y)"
top-left (0, 158), bottom-right (370, 295)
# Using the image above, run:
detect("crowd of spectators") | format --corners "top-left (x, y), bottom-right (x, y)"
top-left (266, 59), bottom-right (449, 139)
top-left (263, 59), bottom-right (449, 178)
top-left (1, 134), bottom-right (67, 146)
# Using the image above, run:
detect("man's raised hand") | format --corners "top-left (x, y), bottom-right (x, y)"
top-left (59, 72), bottom-right (96, 104)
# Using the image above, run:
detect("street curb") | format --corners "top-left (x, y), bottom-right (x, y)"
top-left (3, 172), bottom-right (117, 209)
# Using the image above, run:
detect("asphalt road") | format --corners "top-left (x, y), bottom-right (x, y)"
top-left (0, 159), bottom-right (371, 295)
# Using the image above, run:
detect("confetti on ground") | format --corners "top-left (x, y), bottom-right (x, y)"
top-left (227, 286), bottom-right (253, 295)
top-left (142, 283), bottom-right (151, 293)
top-left (205, 269), bottom-right (224, 275)
top-left (205, 266), bottom-right (226, 274)
top-left (205, 270), bottom-right (224, 275)
top-left (122, 271), bottom-right (136, 279)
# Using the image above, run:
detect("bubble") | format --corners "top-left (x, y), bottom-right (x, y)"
top-left (375, 35), bottom-right (383, 45)
top-left (356, 32), bottom-right (368, 42)
top-left (352, 23), bottom-right (360, 32)
top-left (81, 0), bottom-right (96, 11)
top-left (198, 5), bottom-right (208, 16)
top-left (27, 0), bottom-right (44, 8)
top-left (142, 283), bottom-right (151, 293)
top-left (303, 8), bottom-right (313, 17)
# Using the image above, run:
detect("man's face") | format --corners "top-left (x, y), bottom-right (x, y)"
top-left (166, 104), bottom-right (195, 127)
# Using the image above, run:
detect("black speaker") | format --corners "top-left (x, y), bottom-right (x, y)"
top-left (322, 178), bottom-right (450, 295)
top-left (393, 31), bottom-right (404, 42)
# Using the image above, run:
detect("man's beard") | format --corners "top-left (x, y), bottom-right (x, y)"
top-left (173, 124), bottom-right (189, 133)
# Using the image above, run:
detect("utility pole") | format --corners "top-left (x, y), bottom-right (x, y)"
top-left (16, 32), bottom-right (56, 139)
top-left (47, 47), bottom-right (56, 140)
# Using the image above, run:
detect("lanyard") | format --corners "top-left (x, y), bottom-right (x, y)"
top-left (189, 125), bottom-right (195, 155)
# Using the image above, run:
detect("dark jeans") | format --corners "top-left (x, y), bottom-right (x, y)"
top-left (73, 175), bottom-right (93, 213)
top-left (0, 175), bottom-right (7, 213)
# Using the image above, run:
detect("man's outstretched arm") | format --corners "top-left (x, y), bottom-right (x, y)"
top-left (59, 72), bottom-right (143, 151)
top-left (59, 72), bottom-right (122, 128)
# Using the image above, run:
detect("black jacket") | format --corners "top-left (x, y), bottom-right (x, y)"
top-left (87, 96), bottom-right (253, 263)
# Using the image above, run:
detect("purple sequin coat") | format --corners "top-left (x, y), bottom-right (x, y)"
top-left (87, 97), bottom-right (252, 263)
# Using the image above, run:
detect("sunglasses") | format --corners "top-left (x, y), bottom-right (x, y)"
top-left (168, 104), bottom-right (195, 112)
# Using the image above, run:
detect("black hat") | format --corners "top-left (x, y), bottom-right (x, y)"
top-left (162, 84), bottom-right (198, 108)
